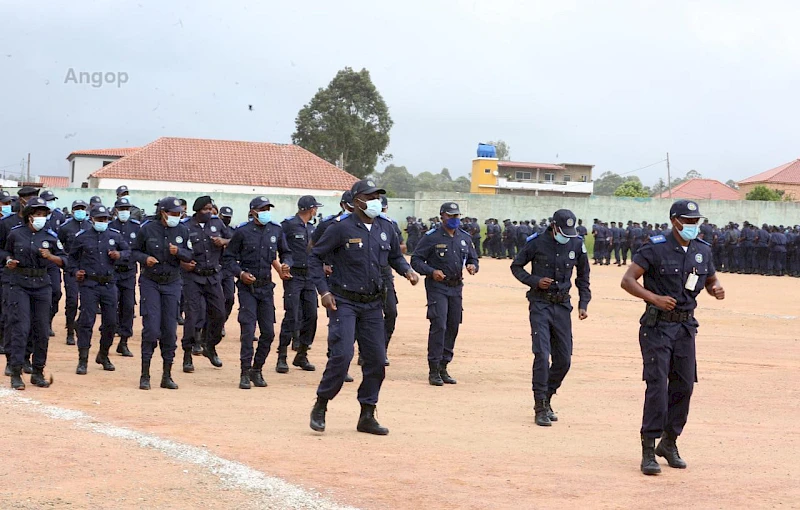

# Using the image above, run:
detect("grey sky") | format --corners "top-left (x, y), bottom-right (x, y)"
top-left (2, 0), bottom-right (799, 186)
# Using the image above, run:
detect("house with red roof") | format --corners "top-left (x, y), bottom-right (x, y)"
top-left (70, 137), bottom-right (359, 196)
top-left (67, 147), bottom-right (140, 188)
top-left (656, 178), bottom-right (740, 201)
top-left (738, 159), bottom-right (800, 200)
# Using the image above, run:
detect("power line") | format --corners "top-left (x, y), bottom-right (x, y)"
top-left (618, 158), bottom-right (667, 176)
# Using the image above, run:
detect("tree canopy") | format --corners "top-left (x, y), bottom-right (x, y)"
top-left (745, 185), bottom-right (785, 201)
top-left (613, 180), bottom-right (650, 198)
top-left (486, 140), bottom-right (510, 160)
top-left (371, 165), bottom-right (470, 197)
top-left (292, 67), bottom-right (392, 178)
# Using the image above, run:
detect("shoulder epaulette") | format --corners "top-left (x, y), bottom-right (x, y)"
top-left (109, 228), bottom-right (121, 234)
top-left (75, 229), bottom-right (86, 237)
top-left (650, 235), bottom-right (666, 244)
top-left (526, 232), bottom-right (539, 242)
top-left (10, 224), bottom-right (24, 230)
top-left (696, 238), bottom-right (711, 246)
top-left (322, 214), bottom-right (335, 222)
top-left (284, 216), bottom-right (294, 222)
top-left (336, 212), bottom-right (351, 222)
top-left (141, 219), bottom-right (151, 226)
top-left (237, 220), bottom-right (250, 228)
top-left (210, 215), bottom-right (219, 219)
top-left (180, 217), bottom-right (190, 223)
top-left (577, 235), bottom-right (584, 240)
top-left (425, 228), bottom-right (437, 235)
top-left (130, 219), bottom-right (141, 225)
top-left (269, 220), bottom-right (282, 227)
top-left (46, 228), bottom-right (58, 238)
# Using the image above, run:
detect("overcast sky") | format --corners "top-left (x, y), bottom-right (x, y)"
top-left (2, 0), bottom-right (799, 186)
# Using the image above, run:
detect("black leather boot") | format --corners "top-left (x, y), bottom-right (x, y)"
top-left (428, 361), bottom-right (443, 386)
top-left (95, 345), bottom-right (116, 371)
top-left (202, 342), bottom-right (223, 368)
top-left (275, 346), bottom-right (289, 373)
top-left (191, 329), bottom-right (203, 355)
top-left (4, 360), bottom-right (11, 377)
top-left (10, 365), bottom-right (25, 390)
top-left (239, 368), bottom-right (252, 389)
top-left (22, 357), bottom-right (33, 374)
top-left (545, 393), bottom-right (558, 422)
top-left (30, 367), bottom-right (50, 388)
top-left (310, 396), bottom-right (327, 432)
top-left (182, 350), bottom-right (194, 373)
top-left (357, 403), bottom-right (389, 435)
top-left (249, 367), bottom-right (267, 387)
top-left (139, 360), bottom-right (151, 390)
top-left (292, 344), bottom-right (316, 371)
top-left (655, 433), bottom-right (687, 469)
top-left (76, 347), bottom-right (89, 375)
top-left (534, 399), bottom-right (552, 427)
top-left (439, 362), bottom-right (457, 384)
top-left (344, 373), bottom-right (354, 383)
top-left (66, 328), bottom-right (76, 346)
top-left (160, 362), bottom-right (178, 389)
top-left (116, 337), bottom-right (133, 357)
top-left (641, 436), bottom-right (662, 475)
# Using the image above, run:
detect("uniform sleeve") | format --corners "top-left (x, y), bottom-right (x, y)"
top-left (387, 222), bottom-right (410, 276)
top-left (465, 233), bottom-right (479, 272)
top-left (510, 239), bottom-right (540, 288)
top-left (0, 222), bottom-right (10, 261)
top-left (67, 234), bottom-right (83, 276)
top-left (223, 230), bottom-right (245, 277)
top-left (632, 243), bottom-right (654, 271)
top-left (117, 234), bottom-right (132, 264)
top-left (278, 230), bottom-right (293, 267)
top-left (131, 224), bottom-right (150, 265)
top-left (309, 221), bottom-right (343, 295)
top-left (410, 234), bottom-right (437, 276)
top-left (3, 229), bottom-right (15, 263)
top-left (575, 239), bottom-right (591, 311)
top-left (175, 227), bottom-right (193, 262)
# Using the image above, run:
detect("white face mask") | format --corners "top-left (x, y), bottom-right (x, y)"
top-left (358, 198), bottom-right (382, 219)
top-left (31, 217), bottom-right (47, 231)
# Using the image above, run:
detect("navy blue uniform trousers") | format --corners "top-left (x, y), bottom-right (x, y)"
top-left (317, 297), bottom-right (385, 405)
top-left (64, 273), bottom-right (79, 333)
top-left (47, 265), bottom-right (62, 322)
top-left (639, 322), bottom-right (696, 439)
top-left (278, 276), bottom-right (318, 349)
top-left (529, 300), bottom-right (573, 402)
top-left (425, 280), bottom-right (462, 364)
top-left (116, 272), bottom-right (137, 339)
top-left (7, 284), bottom-right (51, 368)
top-left (181, 278), bottom-right (225, 351)
top-left (383, 279), bottom-right (398, 348)
top-left (139, 277), bottom-right (182, 364)
top-left (77, 282), bottom-right (118, 349)
top-left (237, 281), bottom-right (276, 370)
top-left (222, 274), bottom-right (235, 321)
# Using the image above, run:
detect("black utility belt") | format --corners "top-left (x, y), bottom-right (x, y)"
top-left (658, 310), bottom-right (693, 323)
top-left (86, 274), bottom-right (114, 284)
top-left (291, 267), bottom-right (308, 276)
top-left (532, 290), bottom-right (570, 304)
top-left (194, 267), bottom-right (220, 276)
top-left (12, 267), bottom-right (46, 277)
top-left (115, 266), bottom-right (134, 273)
top-left (434, 278), bottom-right (463, 287)
top-left (143, 272), bottom-right (180, 285)
top-left (331, 285), bottom-right (382, 303)
top-left (250, 278), bottom-right (272, 288)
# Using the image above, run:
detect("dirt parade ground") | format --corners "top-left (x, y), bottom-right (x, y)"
top-left (1, 258), bottom-right (799, 509)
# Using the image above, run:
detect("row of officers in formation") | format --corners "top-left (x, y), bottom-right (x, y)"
top-left (0, 181), bottom-right (725, 476)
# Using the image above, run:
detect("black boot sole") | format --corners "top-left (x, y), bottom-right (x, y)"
top-left (357, 424), bottom-right (389, 435)
top-left (641, 464), bottom-right (661, 475)
top-left (310, 420), bottom-right (325, 432)
top-left (655, 446), bottom-right (687, 469)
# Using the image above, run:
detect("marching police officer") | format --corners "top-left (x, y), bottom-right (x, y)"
top-left (276, 195), bottom-right (322, 374)
top-left (0, 191), bottom-right (12, 218)
top-left (411, 202), bottom-right (478, 386)
top-left (116, 185), bottom-right (144, 222)
top-left (69, 205), bottom-right (130, 374)
top-left (110, 197), bottom-right (140, 356)
top-left (179, 196), bottom-right (229, 373)
top-left (132, 197), bottom-right (194, 390)
top-left (3, 197), bottom-right (66, 389)
top-left (218, 206), bottom-right (236, 328)
top-left (308, 179), bottom-right (419, 435)
top-left (40, 190), bottom-right (65, 229)
top-left (223, 196), bottom-right (292, 389)
top-left (621, 200), bottom-right (724, 475)
top-left (510, 209), bottom-right (591, 427)
top-left (58, 200), bottom-right (91, 346)
top-left (379, 196), bottom-right (406, 365)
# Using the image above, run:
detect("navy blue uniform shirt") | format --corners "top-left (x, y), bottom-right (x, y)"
top-left (132, 219), bottom-right (193, 279)
top-left (5, 225), bottom-right (67, 288)
top-left (223, 220), bottom-right (291, 281)
top-left (411, 225), bottom-right (479, 285)
top-left (281, 215), bottom-right (314, 268)
top-left (110, 218), bottom-right (141, 271)
top-left (182, 215), bottom-right (231, 282)
top-left (58, 217), bottom-right (92, 256)
top-left (68, 227), bottom-right (131, 282)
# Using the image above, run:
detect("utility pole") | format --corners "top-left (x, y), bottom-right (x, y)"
top-left (26, 153), bottom-right (31, 183)
top-left (666, 152), bottom-right (672, 200)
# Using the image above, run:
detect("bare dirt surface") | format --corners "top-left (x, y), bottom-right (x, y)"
top-left (2, 259), bottom-right (799, 509)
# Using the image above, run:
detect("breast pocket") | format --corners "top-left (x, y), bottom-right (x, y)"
top-left (145, 238), bottom-right (160, 255)
top-left (188, 233), bottom-right (203, 254)
top-left (379, 242), bottom-right (391, 265)
top-left (533, 253), bottom-right (552, 277)
top-left (658, 262), bottom-right (682, 278)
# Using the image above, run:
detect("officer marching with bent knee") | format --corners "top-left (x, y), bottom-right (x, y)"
top-left (58, 200), bottom-right (91, 346)
top-left (621, 200), bottom-right (725, 475)
top-left (410, 202), bottom-right (478, 386)
top-left (110, 197), bottom-right (140, 357)
top-left (510, 209), bottom-right (591, 427)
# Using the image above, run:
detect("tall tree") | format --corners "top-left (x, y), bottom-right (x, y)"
top-left (440, 167), bottom-right (452, 180)
top-left (592, 171), bottom-right (625, 196)
top-left (486, 140), bottom-right (510, 160)
top-left (745, 185), bottom-right (784, 201)
top-left (613, 180), bottom-right (650, 198)
top-left (725, 179), bottom-right (738, 189)
top-left (292, 67), bottom-right (393, 178)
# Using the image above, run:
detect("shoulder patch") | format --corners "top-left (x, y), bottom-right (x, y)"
top-left (526, 232), bottom-right (539, 242)
top-left (269, 220), bottom-right (282, 227)
top-left (130, 219), bottom-right (141, 224)
top-left (109, 228), bottom-right (121, 234)
top-left (322, 214), bottom-right (335, 222)
top-left (696, 238), bottom-right (711, 246)
top-left (46, 229), bottom-right (58, 238)
top-left (425, 228), bottom-right (437, 235)
top-left (10, 224), bottom-right (24, 230)
top-left (75, 229), bottom-right (86, 237)
top-left (284, 216), bottom-right (295, 222)
top-left (650, 235), bottom-right (667, 244)
top-left (237, 221), bottom-right (250, 228)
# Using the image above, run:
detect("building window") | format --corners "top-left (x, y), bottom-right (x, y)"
top-left (563, 175), bottom-right (571, 182)
top-left (484, 169), bottom-right (491, 174)
top-left (515, 171), bottom-right (532, 180)
top-left (580, 175), bottom-right (588, 182)
top-left (71, 161), bottom-right (75, 183)
top-left (544, 173), bottom-right (555, 182)
top-left (102, 160), bottom-right (112, 166)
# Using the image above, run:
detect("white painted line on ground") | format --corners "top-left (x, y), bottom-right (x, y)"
top-left (0, 388), bottom-right (357, 510)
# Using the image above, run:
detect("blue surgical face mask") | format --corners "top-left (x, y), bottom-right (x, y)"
top-left (46, 200), bottom-right (56, 210)
top-left (31, 217), bottom-right (47, 231)
top-left (93, 221), bottom-right (108, 232)
top-left (165, 214), bottom-right (181, 228)
top-left (678, 221), bottom-right (699, 241)
top-left (257, 210), bottom-right (272, 224)
top-left (1, 205), bottom-right (10, 215)
top-left (73, 209), bottom-right (87, 221)
top-left (117, 210), bottom-right (131, 222)
top-left (554, 228), bottom-right (570, 244)
top-left (445, 217), bottom-right (461, 230)
top-left (359, 198), bottom-right (382, 219)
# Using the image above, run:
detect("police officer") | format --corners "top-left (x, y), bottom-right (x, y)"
top-left (132, 197), bottom-right (194, 390)
top-left (3, 197), bottom-right (66, 389)
top-left (610, 221), bottom-right (622, 265)
top-left (69, 205), bottom-right (130, 374)
top-left (218, 206), bottom-right (236, 328)
top-left (511, 209), bottom-right (591, 426)
top-left (406, 216), bottom-right (421, 254)
top-left (110, 196), bottom-right (140, 356)
top-left (223, 196), bottom-right (292, 389)
top-left (411, 202), bottom-right (478, 386)
top-left (40, 190), bottom-right (65, 229)
top-left (768, 226), bottom-right (787, 276)
top-left (621, 200), bottom-right (724, 475)
top-left (0, 191), bottom-right (12, 218)
top-left (116, 185), bottom-right (144, 222)
top-left (276, 195), bottom-right (322, 373)
top-left (308, 179), bottom-right (419, 435)
top-left (379, 196), bottom-right (406, 366)
top-left (58, 200), bottom-right (91, 346)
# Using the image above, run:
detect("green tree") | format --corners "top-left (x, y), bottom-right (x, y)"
top-left (486, 140), bottom-right (510, 160)
top-left (453, 176), bottom-right (471, 193)
top-left (440, 167), bottom-right (452, 180)
top-left (613, 180), bottom-right (650, 198)
top-left (651, 177), bottom-right (667, 196)
top-left (593, 171), bottom-right (625, 195)
top-left (371, 164), bottom-right (416, 197)
top-left (725, 179), bottom-right (738, 189)
top-left (292, 67), bottom-right (393, 178)
top-left (745, 185), bottom-right (784, 201)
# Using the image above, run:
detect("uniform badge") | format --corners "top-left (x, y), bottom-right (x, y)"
top-left (450, 203), bottom-right (457, 209)
top-left (367, 180), bottom-right (375, 187)
top-left (175, 236), bottom-right (183, 244)
top-left (211, 226), bottom-right (217, 232)
top-left (187, 240), bottom-right (193, 249)
top-left (270, 236), bottom-right (277, 243)
top-left (109, 239), bottom-right (115, 246)
top-left (380, 232), bottom-right (388, 241)
top-left (581, 242), bottom-right (587, 254)
top-left (566, 218), bottom-right (574, 227)
top-left (42, 241), bottom-right (49, 249)
top-left (569, 250), bottom-right (575, 259)
top-left (695, 253), bottom-right (703, 263)
top-left (174, 199), bottom-right (181, 207)
top-left (461, 240), bottom-right (466, 246)
top-left (687, 202), bottom-right (697, 211)
top-left (130, 232), bottom-right (136, 239)
top-left (57, 240), bottom-right (64, 250)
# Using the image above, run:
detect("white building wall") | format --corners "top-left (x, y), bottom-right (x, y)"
top-left (69, 156), bottom-right (122, 187)
top-left (91, 177), bottom-right (345, 198)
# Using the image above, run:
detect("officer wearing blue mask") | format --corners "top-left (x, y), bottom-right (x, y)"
top-left (115, 185), bottom-right (144, 222)
top-left (131, 197), bottom-right (193, 390)
top-left (0, 191), bottom-right (12, 218)
top-left (3, 197), bottom-right (66, 389)
top-left (411, 202), bottom-right (478, 386)
top-left (621, 199), bottom-right (724, 475)
top-left (110, 196), bottom-right (140, 357)
top-left (308, 180), bottom-right (419, 435)
top-left (511, 209), bottom-right (591, 427)
top-left (40, 190), bottom-right (65, 229)
top-left (223, 196), bottom-right (292, 389)
top-left (58, 200), bottom-right (91, 346)
top-left (69, 205), bottom-right (130, 375)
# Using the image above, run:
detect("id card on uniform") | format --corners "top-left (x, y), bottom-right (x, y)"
top-left (685, 272), bottom-right (699, 291)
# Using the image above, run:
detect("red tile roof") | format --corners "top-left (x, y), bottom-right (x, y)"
top-left (38, 175), bottom-right (70, 188)
top-left (657, 178), bottom-right (740, 200)
top-left (498, 161), bottom-right (566, 171)
top-left (738, 159), bottom-right (800, 185)
top-left (68, 147), bottom-right (140, 159)
top-left (88, 137), bottom-right (359, 191)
